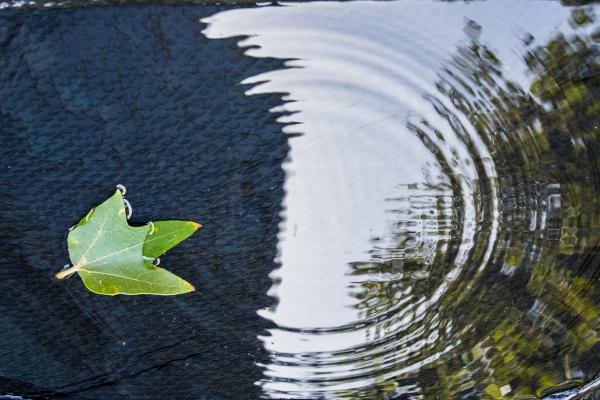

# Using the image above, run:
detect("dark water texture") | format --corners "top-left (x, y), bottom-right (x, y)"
top-left (1, 2), bottom-right (600, 400)
top-left (0, 5), bottom-right (288, 399)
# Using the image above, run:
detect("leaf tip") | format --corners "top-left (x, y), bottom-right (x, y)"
top-left (191, 222), bottom-right (202, 231)
top-left (185, 281), bottom-right (196, 292)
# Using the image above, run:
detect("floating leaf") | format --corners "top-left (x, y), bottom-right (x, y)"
top-left (143, 220), bottom-right (202, 259)
top-left (56, 190), bottom-right (200, 296)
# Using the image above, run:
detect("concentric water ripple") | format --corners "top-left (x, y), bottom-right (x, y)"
top-left (204, 2), bottom-right (600, 399)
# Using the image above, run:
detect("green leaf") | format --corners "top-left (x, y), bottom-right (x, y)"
top-left (143, 220), bottom-right (202, 259)
top-left (56, 190), bottom-right (199, 296)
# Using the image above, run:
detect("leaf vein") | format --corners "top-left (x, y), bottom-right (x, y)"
top-left (82, 270), bottom-right (185, 289)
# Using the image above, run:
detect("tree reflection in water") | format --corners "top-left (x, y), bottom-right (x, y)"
top-left (349, 8), bottom-right (600, 399)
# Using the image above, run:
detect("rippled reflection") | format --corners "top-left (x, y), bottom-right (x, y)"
top-left (204, 2), bottom-right (600, 399)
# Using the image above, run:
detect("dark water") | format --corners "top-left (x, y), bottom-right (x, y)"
top-left (1, 1), bottom-right (599, 400)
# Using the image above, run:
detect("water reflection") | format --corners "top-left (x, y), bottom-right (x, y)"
top-left (204, 2), bottom-right (599, 399)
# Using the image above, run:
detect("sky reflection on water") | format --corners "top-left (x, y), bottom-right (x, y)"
top-left (204, 2), bottom-right (600, 399)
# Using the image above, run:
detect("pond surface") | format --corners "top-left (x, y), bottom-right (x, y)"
top-left (0, 1), bottom-right (599, 399)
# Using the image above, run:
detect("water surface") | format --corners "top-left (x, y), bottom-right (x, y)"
top-left (205, 2), bottom-right (600, 399)
top-left (0, 1), bottom-right (599, 400)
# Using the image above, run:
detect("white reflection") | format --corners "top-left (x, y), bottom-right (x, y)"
top-left (203, 2), bottom-right (572, 398)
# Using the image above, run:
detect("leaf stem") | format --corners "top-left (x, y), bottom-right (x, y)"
top-left (55, 265), bottom-right (80, 280)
